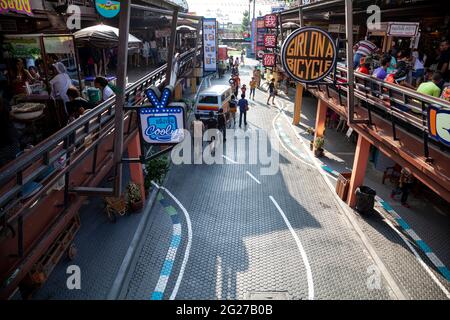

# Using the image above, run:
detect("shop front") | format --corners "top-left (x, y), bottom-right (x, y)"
top-left (2, 34), bottom-right (82, 162)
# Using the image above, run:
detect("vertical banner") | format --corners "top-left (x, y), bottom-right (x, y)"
top-left (251, 18), bottom-right (256, 55)
top-left (203, 18), bottom-right (218, 73)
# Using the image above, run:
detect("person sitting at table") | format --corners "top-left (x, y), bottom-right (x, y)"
top-left (50, 62), bottom-right (72, 104)
top-left (356, 57), bottom-right (370, 75)
top-left (9, 58), bottom-right (34, 96)
top-left (94, 76), bottom-right (115, 102)
top-left (417, 72), bottom-right (443, 98)
top-left (372, 57), bottom-right (390, 80)
top-left (66, 86), bottom-right (93, 122)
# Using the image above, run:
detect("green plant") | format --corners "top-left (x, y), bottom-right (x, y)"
top-left (314, 136), bottom-right (325, 150)
top-left (144, 155), bottom-right (170, 190)
top-left (127, 183), bottom-right (142, 203)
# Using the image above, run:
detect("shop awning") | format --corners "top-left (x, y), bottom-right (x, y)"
top-left (73, 24), bottom-right (142, 49)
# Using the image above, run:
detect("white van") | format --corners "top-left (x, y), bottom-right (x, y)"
top-left (195, 85), bottom-right (232, 119)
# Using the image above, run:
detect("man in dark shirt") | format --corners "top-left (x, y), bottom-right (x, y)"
top-left (217, 108), bottom-right (227, 142)
top-left (437, 40), bottom-right (450, 83)
top-left (205, 111), bottom-right (218, 155)
top-left (238, 94), bottom-right (248, 128)
top-left (267, 79), bottom-right (276, 105)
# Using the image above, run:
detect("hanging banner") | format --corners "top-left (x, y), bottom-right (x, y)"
top-left (263, 53), bottom-right (276, 67)
top-left (264, 34), bottom-right (277, 48)
top-left (203, 18), bottom-right (218, 73)
top-left (0, 0), bottom-right (33, 16)
top-left (264, 14), bottom-right (278, 29)
top-left (281, 27), bottom-right (337, 84)
top-left (139, 86), bottom-right (185, 144)
top-left (95, 0), bottom-right (120, 19)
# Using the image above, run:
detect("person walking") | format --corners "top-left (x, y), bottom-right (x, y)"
top-left (229, 95), bottom-right (238, 128)
top-left (241, 49), bottom-right (245, 66)
top-left (205, 111), bottom-right (218, 155)
top-left (391, 167), bottom-right (414, 208)
top-left (253, 67), bottom-right (261, 88)
top-left (217, 108), bottom-right (227, 142)
top-left (267, 78), bottom-right (276, 105)
top-left (241, 84), bottom-right (247, 97)
top-left (150, 37), bottom-right (159, 65)
top-left (142, 39), bottom-right (150, 67)
top-left (191, 114), bottom-right (205, 162)
top-left (238, 94), bottom-right (248, 128)
top-left (249, 77), bottom-right (257, 99)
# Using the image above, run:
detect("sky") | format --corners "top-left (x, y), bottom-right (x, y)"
top-left (186, 0), bottom-right (287, 24)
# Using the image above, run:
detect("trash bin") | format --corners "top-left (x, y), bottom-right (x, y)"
top-left (336, 172), bottom-right (352, 201)
top-left (355, 186), bottom-right (376, 214)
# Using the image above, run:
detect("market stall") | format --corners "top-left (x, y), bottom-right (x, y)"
top-left (2, 34), bottom-right (83, 148)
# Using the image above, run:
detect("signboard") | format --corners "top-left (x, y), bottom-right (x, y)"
top-left (264, 14), bottom-right (278, 29)
top-left (0, 0), bottom-right (33, 16)
top-left (95, 0), bottom-right (120, 18)
top-left (139, 86), bottom-right (185, 144)
top-left (43, 36), bottom-right (75, 55)
top-left (271, 6), bottom-right (285, 13)
top-left (387, 22), bottom-right (419, 37)
top-left (257, 50), bottom-right (264, 59)
top-left (281, 27), bottom-right (337, 84)
top-left (264, 34), bottom-right (277, 48)
top-left (328, 24), bottom-right (360, 34)
top-left (257, 18), bottom-right (265, 29)
top-left (203, 18), bottom-right (218, 73)
top-left (428, 106), bottom-right (450, 147)
top-left (263, 53), bottom-right (276, 67)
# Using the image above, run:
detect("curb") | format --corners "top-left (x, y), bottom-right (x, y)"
top-left (106, 185), bottom-right (160, 300)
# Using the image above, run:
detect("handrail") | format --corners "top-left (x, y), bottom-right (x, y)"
top-left (0, 48), bottom-right (199, 213)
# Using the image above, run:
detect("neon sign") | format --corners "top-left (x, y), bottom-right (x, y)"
top-left (0, 0), bottom-right (33, 16)
top-left (139, 86), bottom-right (185, 144)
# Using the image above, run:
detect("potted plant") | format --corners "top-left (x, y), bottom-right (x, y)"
top-left (313, 136), bottom-right (325, 157)
top-left (127, 183), bottom-right (143, 212)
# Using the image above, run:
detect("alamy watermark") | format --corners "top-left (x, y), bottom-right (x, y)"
top-left (171, 128), bottom-right (280, 176)
top-left (66, 265), bottom-right (81, 290)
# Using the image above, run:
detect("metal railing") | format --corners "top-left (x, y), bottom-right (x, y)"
top-left (308, 64), bottom-right (450, 158)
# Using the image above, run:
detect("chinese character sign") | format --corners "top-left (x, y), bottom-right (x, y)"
top-left (264, 34), bottom-right (277, 48)
top-left (264, 14), bottom-right (278, 28)
top-left (203, 18), bottom-right (217, 72)
top-left (263, 53), bottom-right (276, 67)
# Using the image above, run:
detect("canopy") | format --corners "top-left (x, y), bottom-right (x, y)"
top-left (73, 24), bottom-right (142, 49)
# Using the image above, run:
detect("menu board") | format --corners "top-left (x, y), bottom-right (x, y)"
top-left (203, 18), bottom-right (217, 73)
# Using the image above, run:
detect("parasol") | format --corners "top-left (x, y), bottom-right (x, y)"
top-left (73, 24), bottom-right (142, 49)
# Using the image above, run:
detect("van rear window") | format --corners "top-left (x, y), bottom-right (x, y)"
top-left (198, 95), bottom-right (218, 104)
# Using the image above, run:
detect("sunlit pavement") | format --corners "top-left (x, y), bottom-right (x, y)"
top-left (118, 60), bottom-right (448, 300)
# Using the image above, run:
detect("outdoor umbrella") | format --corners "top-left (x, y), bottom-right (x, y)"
top-left (73, 24), bottom-right (142, 49)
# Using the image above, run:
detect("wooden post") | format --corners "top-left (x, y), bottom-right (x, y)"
top-left (293, 83), bottom-right (303, 126)
top-left (314, 99), bottom-right (328, 140)
top-left (347, 134), bottom-right (371, 207)
top-left (191, 77), bottom-right (197, 94)
top-left (127, 133), bottom-right (146, 202)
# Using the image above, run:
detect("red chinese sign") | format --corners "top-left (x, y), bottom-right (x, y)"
top-left (263, 53), bottom-right (276, 67)
top-left (264, 14), bottom-right (277, 28)
top-left (264, 34), bottom-right (277, 48)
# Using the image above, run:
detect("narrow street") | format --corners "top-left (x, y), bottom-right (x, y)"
top-left (118, 62), bottom-right (449, 300)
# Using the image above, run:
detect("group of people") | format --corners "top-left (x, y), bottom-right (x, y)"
top-left (354, 38), bottom-right (450, 102)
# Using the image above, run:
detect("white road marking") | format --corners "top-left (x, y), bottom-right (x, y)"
top-left (246, 171), bottom-right (262, 184)
top-left (269, 196), bottom-right (314, 300)
top-left (151, 181), bottom-right (193, 301)
top-left (382, 217), bottom-right (450, 299)
top-left (222, 155), bottom-right (238, 164)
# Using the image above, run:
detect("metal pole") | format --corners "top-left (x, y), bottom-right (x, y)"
top-left (166, 8), bottom-right (179, 85)
top-left (253, 0), bottom-right (256, 20)
top-left (113, 0), bottom-right (131, 197)
top-left (299, 8), bottom-right (304, 26)
top-left (345, 0), bottom-right (354, 125)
